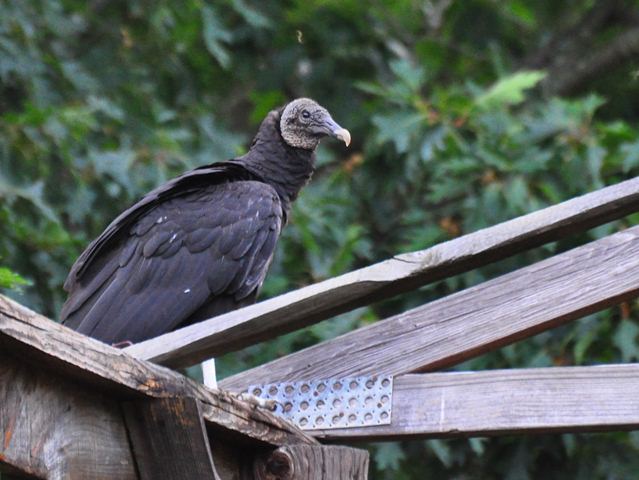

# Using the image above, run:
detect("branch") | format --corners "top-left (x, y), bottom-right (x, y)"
top-left (523, 1), bottom-right (639, 95)
top-left (544, 27), bottom-right (639, 95)
top-left (525, 1), bottom-right (622, 69)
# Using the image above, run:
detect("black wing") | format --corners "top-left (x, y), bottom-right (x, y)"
top-left (61, 178), bottom-right (282, 344)
top-left (63, 161), bottom-right (252, 287)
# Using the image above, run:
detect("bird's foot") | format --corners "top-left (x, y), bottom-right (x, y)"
top-left (235, 392), bottom-right (278, 411)
top-left (111, 340), bottom-right (134, 349)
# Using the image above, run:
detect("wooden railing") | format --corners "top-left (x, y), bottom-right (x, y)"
top-left (223, 225), bottom-right (639, 388)
top-left (0, 295), bottom-right (368, 479)
top-left (125, 176), bottom-right (639, 368)
top-left (4, 175), bottom-right (639, 478)
top-left (122, 175), bottom-right (639, 441)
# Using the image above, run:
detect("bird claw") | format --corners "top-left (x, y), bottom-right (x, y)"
top-left (111, 340), bottom-right (134, 349)
top-left (236, 392), bottom-right (278, 411)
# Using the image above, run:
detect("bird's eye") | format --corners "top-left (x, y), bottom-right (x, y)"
top-left (301, 109), bottom-right (311, 119)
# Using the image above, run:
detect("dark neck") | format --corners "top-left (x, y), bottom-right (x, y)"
top-left (234, 110), bottom-right (316, 210)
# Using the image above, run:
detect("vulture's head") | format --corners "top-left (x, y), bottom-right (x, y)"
top-left (280, 98), bottom-right (351, 150)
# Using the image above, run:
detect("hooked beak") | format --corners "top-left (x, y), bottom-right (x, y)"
top-left (317, 115), bottom-right (351, 147)
top-left (333, 127), bottom-right (351, 147)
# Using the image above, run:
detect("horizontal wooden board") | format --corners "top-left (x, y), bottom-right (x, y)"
top-left (0, 294), bottom-right (315, 448)
top-left (222, 226), bottom-right (639, 390)
top-left (125, 176), bottom-right (639, 368)
top-left (312, 365), bottom-right (639, 440)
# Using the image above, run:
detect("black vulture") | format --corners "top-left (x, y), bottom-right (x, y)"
top-left (61, 98), bottom-right (350, 345)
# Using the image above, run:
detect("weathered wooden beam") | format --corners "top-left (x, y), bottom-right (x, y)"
top-left (0, 354), bottom-right (137, 480)
top-left (125, 176), bottom-right (639, 368)
top-left (253, 445), bottom-right (369, 480)
top-left (312, 365), bottom-right (639, 441)
top-left (0, 294), bottom-right (315, 448)
top-left (2, 349), bottom-right (332, 480)
top-left (122, 397), bottom-right (220, 480)
top-left (222, 226), bottom-right (639, 390)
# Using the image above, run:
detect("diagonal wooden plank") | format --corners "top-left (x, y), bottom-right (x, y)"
top-left (311, 365), bottom-right (639, 441)
top-left (221, 226), bottom-right (639, 390)
top-left (125, 176), bottom-right (639, 368)
top-left (0, 294), bottom-right (316, 447)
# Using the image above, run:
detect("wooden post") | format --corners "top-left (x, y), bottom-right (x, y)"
top-left (121, 397), bottom-right (220, 480)
top-left (253, 445), bottom-right (369, 480)
top-left (0, 293), bottom-right (316, 448)
top-left (0, 354), bottom-right (137, 480)
top-left (1, 294), bottom-right (324, 479)
top-left (202, 358), bottom-right (217, 388)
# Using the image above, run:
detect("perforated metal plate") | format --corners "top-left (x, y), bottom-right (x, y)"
top-left (247, 376), bottom-right (393, 430)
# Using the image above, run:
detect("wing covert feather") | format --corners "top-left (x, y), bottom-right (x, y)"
top-left (61, 179), bottom-right (283, 344)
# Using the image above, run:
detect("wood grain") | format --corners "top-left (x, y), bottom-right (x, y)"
top-left (313, 365), bottom-right (639, 441)
top-left (122, 397), bottom-right (220, 480)
top-left (0, 294), bottom-right (315, 448)
top-left (222, 226), bottom-right (639, 390)
top-left (0, 354), bottom-right (137, 480)
top-left (253, 444), bottom-right (369, 480)
top-left (125, 176), bottom-right (639, 368)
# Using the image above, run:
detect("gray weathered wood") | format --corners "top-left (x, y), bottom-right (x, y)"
top-left (0, 353), bottom-right (137, 480)
top-left (313, 365), bottom-right (639, 441)
top-left (253, 444), bottom-right (369, 480)
top-left (122, 397), bottom-right (220, 480)
top-left (222, 226), bottom-right (639, 390)
top-left (125, 176), bottom-right (639, 368)
top-left (0, 294), bottom-right (315, 448)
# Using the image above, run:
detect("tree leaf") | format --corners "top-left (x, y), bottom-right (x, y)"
top-left (621, 140), bottom-right (639, 173)
top-left (613, 319), bottom-right (639, 362)
top-left (475, 71), bottom-right (546, 110)
top-left (231, 0), bottom-right (272, 29)
top-left (202, 6), bottom-right (232, 69)
top-left (374, 442), bottom-right (405, 471)
top-left (429, 439), bottom-right (453, 467)
top-left (371, 112), bottom-right (424, 153)
top-left (390, 59), bottom-right (425, 93)
top-left (0, 266), bottom-right (30, 290)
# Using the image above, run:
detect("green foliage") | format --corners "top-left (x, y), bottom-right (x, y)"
top-left (0, 266), bottom-right (30, 290)
top-left (474, 70), bottom-right (546, 109)
top-left (2, 1), bottom-right (639, 478)
top-left (613, 320), bottom-right (639, 362)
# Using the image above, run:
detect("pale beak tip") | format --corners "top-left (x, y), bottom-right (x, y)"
top-left (334, 128), bottom-right (351, 147)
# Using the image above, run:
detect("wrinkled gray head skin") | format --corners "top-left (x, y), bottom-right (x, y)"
top-left (280, 98), bottom-right (351, 150)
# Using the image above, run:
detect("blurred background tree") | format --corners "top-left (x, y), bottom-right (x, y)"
top-left (3, 0), bottom-right (639, 478)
